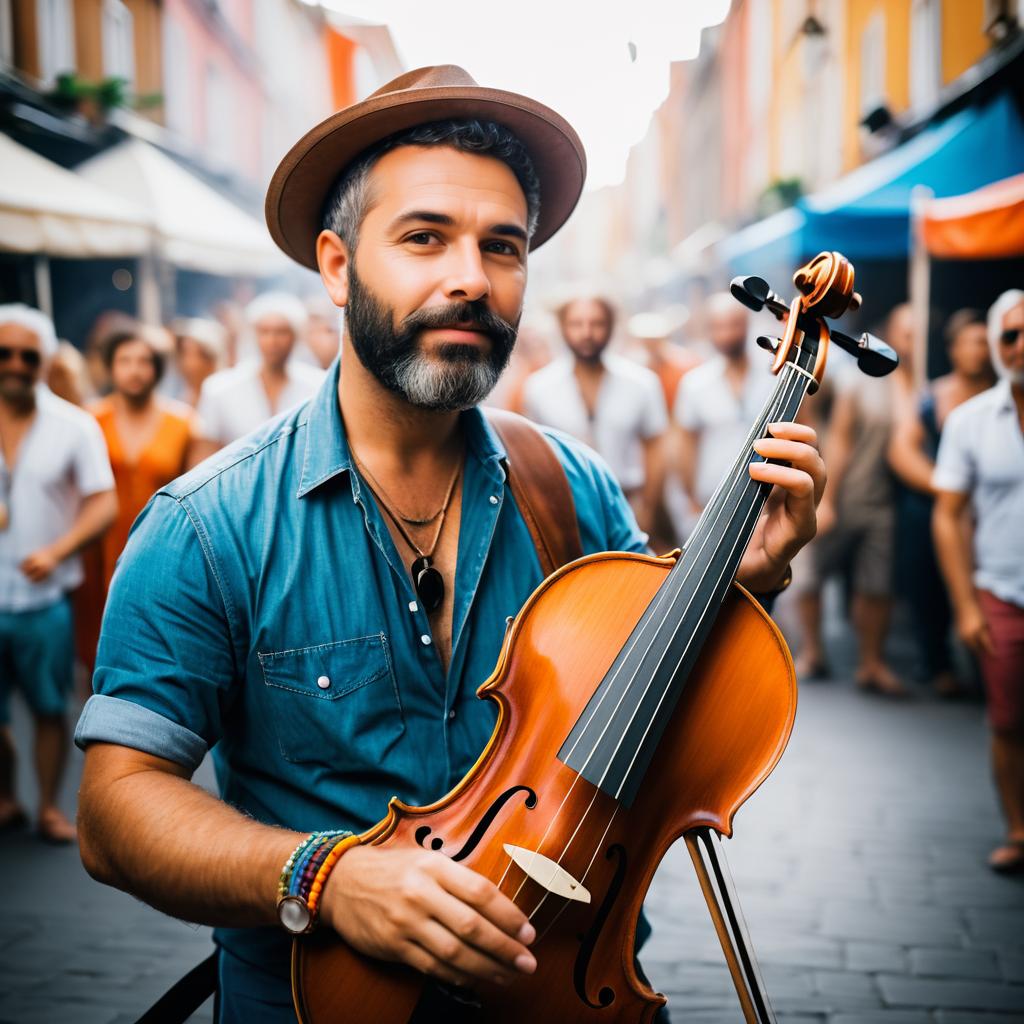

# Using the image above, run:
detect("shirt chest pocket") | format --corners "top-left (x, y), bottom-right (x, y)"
top-left (258, 633), bottom-right (405, 767)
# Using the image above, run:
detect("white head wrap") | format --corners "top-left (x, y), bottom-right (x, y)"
top-left (0, 303), bottom-right (59, 359)
top-left (245, 292), bottom-right (308, 336)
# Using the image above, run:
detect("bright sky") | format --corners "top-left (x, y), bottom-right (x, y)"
top-left (319, 1), bottom-right (731, 190)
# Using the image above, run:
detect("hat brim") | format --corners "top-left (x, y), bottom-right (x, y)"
top-left (265, 86), bottom-right (587, 271)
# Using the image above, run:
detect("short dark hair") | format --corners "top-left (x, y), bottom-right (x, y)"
top-left (944, 308), bottom-right (985, 347)
top-left (556, 295), bottom-right (617, 334)
top-left (102, 328), bottom-right (165, 382)
top-left (320, 119), bottom-right (541, 250)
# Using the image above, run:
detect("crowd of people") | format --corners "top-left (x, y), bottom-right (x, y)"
top-left (0, 281), bottom-right (1021, 871)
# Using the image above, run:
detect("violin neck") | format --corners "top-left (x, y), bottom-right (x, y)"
top-left (558, 342), bottom-right (817, 807)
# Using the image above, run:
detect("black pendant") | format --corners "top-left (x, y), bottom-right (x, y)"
top-left (412, 556), bottom-right (445, 614)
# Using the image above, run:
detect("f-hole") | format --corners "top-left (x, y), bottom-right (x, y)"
top-left (414, 786), bottom-right (538, 861)
top-left (573, 843), bottom-right (626, 1008)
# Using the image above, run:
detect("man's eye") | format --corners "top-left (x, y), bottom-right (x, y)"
top-left (484, 240), bottom-right (519, 256)
top-left (407, 232), bottom-right (438, 245)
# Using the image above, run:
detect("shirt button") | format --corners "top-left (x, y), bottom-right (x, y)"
top-left (489, 495), bottom-right (499, 505)
top-left (408, 600), bottom-right (418, 613)
top-left (420, 634), bottom-right (432, 646)
top-left (316, 675), bottom-right (330, 690)
top-left (448, 709), bottom-right (456, 721)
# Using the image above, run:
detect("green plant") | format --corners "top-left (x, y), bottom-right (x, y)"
top-left (46, 73), bottom-right (162, 117)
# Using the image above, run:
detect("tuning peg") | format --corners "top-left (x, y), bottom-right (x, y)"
top-left (731, 276), bottom-right (771, 312)
top-left (756, 335), bottom-right (781, 354)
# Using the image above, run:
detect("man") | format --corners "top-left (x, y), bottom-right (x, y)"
top-left (888, 309), bottom-right (995, 695)
top-left (194, 291), bottom-right (324, 457)
top-left (933, 289), bottom-right (1024, 873)
top-left (74, 67), bottom-right (824, 1020)
top-left (792, 304), bottom-right (915, 693)
top-left (0, 305), bottom-right (116, 843)
top-left (166, 318), bottom-right (227, 408)
top-left (523, 295), bottom-right (668, 537)
top-left (675, 293), bottom-right (774, 517)
top-left (78, 328), bottom-right (199, 669)
top-left (303, 297), bottom-right (343, 370)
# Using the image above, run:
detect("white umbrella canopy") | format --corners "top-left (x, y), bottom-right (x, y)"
top-left (0, 133), bottom-right (150, 257)
top-left (77, 139), bottom-right (286, 276)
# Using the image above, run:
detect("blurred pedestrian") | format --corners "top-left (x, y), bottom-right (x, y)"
top-left (793, 305), bottom-right (915, 694)
top-left (47, 341), bottom-right (92, 407)
top-left (77, 326), bottom-right (199, 670)
top-left (194, 292), bottom-right (325, 458)
top-left (628, 310), bottom-right (701, 550)
top-left (166, 318), bottom-right (227, 408)
top-left (889, 309), bottom-right (996, 695)
top-left (304, 297), bottom-right (342, 370)
top-left (933, 289), bottom-right (1024, 873)
top-left (674, 293), bottom-right (773, 517)
top-left (523, 294), bottom-right (667, 537)
top-left (0, 305), bottom-right (116, 843)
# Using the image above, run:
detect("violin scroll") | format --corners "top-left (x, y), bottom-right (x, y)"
top-left (792, 252), bottom-right (859, 320)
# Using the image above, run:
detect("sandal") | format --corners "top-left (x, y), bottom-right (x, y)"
top-left (989, 841), bottom-right (1024, 875)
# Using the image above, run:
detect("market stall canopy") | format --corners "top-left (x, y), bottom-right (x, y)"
top-left (0, 132), bottom-right (150, 257)
top-left (721, 92), bottom-right (1024, 272)
top-left (919, 173), bottom-right (1024, 259)
top-left (77, 140), bottom-right (286, 276)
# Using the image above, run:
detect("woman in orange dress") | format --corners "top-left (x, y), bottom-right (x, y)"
top-left (77, 328), bottom-right (198, 670)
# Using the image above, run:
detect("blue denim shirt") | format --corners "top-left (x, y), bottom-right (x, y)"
top-left (75, 359), bottom-right (646, 981)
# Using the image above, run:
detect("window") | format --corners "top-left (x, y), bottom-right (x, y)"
top-left (859, 10), bottom-right (886, 116)
top-left (162, 15), bottom-right (191, 138)
top-left (36, 0), bottom-right (75, 85)
top-left (102, 0), bottom-right (134, 83)
top-left (909, 0), bottom-right (941, 111)
top-left (205, 61), bottom-right (234, 167)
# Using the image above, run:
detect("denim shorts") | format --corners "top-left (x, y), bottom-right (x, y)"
top-left (0, 596), bottom-right (74, 723)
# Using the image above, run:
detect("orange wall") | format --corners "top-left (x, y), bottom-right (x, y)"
top-left (326, 30), bottom-right (358, 111)
top-left (940, 0), bottom-right (989, 84)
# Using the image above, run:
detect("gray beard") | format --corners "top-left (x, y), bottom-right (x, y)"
top-left (390, 349), bottom-right (502, 412)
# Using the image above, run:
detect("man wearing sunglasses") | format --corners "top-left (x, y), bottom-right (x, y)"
top-left (933, 289), bottom-right (1024, 874)
top-left (0, 305), bottom-right (116, 843)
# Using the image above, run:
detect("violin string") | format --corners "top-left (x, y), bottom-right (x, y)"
top-left (497, 363), bottom-right (807, 909)
top-left (518, 366), bottom-right (807, 924)
top-left (520, 366), bottom-right (809, 930)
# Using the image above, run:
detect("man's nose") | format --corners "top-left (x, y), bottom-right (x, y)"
top-left (441, 241), bottom-right (491, 304)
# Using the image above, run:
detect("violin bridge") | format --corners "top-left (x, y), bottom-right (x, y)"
top-left (503, 844), bottom-right (592, 903)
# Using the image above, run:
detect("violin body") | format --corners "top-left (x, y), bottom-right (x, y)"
top-left (293, 548), bottom-right (797, 1023)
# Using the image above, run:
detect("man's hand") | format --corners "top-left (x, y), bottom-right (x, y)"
top-left (322, 844), bottom-right (537, 989)
top-left (956, 600), bottom-right (994, 656)
top-left (20, 546), bottom-right (60, 582)
top-left (737, 422), bottom-right (826, 593)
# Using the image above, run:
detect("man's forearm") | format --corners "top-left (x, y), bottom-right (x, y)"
top-left (933, 504), bottom-right (976, 612)
top-left (51, 490), bottom-right (117, 561)
top-left (79, 745), bottom-right (301, 928)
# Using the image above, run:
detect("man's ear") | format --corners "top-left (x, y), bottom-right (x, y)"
top-left (316, 230), bottom-right (350, 308)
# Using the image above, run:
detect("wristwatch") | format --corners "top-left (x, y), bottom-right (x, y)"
top-left (278, 894), bottom-right (315, 935)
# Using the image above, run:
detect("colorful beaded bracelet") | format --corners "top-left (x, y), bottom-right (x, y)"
top-left (277, 829), bottom-right (355, 936)
top-left (307, 834), bottom-right (362, 918)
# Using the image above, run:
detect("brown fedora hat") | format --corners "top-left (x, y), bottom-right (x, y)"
top-left (265, 65), bottom-right (586, 270)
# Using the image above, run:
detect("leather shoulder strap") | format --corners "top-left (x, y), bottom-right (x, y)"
top-left (484, 408), bottom-right (583, 578)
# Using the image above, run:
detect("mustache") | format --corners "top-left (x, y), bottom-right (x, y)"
top-left (400, 301), bottom-right (517, 347)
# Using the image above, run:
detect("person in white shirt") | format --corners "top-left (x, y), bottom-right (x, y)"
top-left (522, 295), bottom-right (668, 537)
top-left (194, 292), bottom-right (326, 457)
top-left (0, 305), bottom-right (116, 843)
top-left (674, 293), bottom-right (774, 515)
top-left (933, 288), bottom-right (1024, 874)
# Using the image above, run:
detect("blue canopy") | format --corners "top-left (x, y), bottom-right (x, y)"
top-left (722, 91), bottom-right (1024, 271)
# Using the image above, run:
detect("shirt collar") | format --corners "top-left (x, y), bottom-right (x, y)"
top-left (994, 378), bottom-right (1016, 413)
top-left (297, 359), bottom-right (507, 499)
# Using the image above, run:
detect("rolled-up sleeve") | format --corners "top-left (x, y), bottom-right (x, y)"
top-left (74, 493), bottom-right (237, 771)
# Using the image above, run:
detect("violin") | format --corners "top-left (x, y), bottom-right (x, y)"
top-left (292, 252), bottom-right (899, 1023)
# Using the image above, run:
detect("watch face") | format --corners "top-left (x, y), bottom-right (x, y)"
top-left (278, 896), bottom-right (312, 935)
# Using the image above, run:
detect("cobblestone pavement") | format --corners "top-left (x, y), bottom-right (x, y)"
top-left (2, 619), bottom-right (1023, 1022)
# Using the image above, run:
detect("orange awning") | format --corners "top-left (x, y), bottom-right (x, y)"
top-left (920, 173), bottom-right (1024, 259)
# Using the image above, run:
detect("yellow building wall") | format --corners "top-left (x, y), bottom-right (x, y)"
top-left (940, 0), bottom-right (989, 84)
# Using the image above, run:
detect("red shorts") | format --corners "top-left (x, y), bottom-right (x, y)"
top-left (977, 590), bottom-right (1024, 735)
